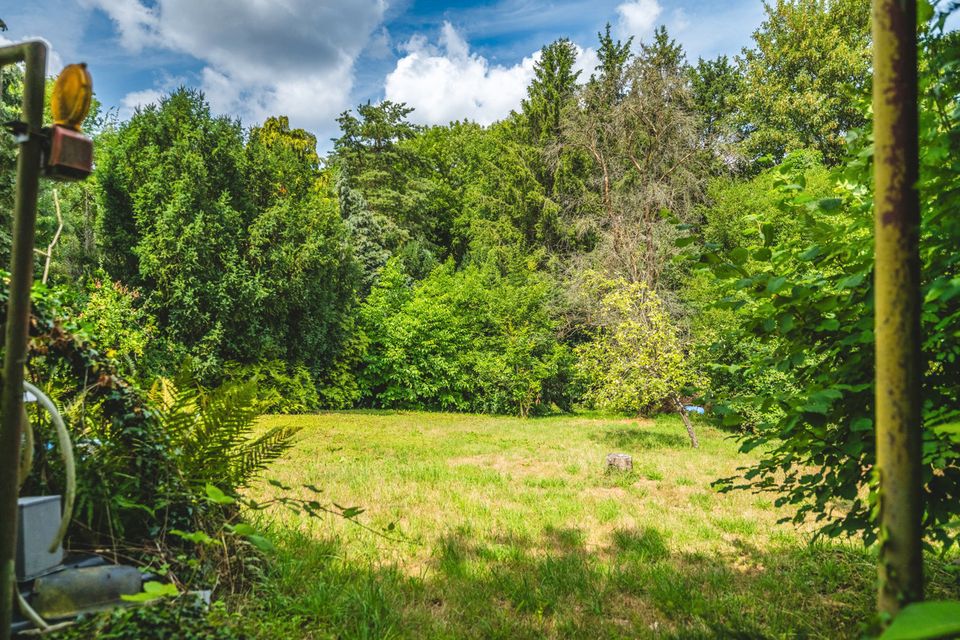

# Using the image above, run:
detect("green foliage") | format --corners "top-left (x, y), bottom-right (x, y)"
top-left (879, 600), bottom-right (960, 640)
top-left (338, 170), bottom-right (391, 291)
top-left (562, 25), bottom-right (707, 290)
top-left (696, 23), bottom-right (960, 547)
top-left (333, 100), bottom-right (424, 247)
top-left (47, 597), bottom-right (248, 639)
top-left (95, 88), bottom-right (359, 388)
top-left (575, 274), bottom-right (697, 415)
top-left (521, 38), bottom-right (581, 146)
top-left (10, 279), bottom-right (170, 542)
top-left (688, 152), bottom-right (832, 428)
top-left (149, 373), bottom-right (299, 493)
top-left (0, 63), bottom-right (23, 261)
top-left (738, 0), bottom-right (871, 165)
top-left (360, 257), bottom-right (572, 416)
top-left (688, 55), bottom-right (744, 148)
top-left (72, 273), bottom-right (175, 380)
top-left (242, 189), bottom-right (360, 379)
top-left (223, 360), bottom-right (320, 414)
top-left (121, 580), bottom-right (180, 603)
top-left (246, 115), bottom-right (320, 207)
top-left (7, 275), bottom-right (299, 557)
top-left (590, 23), bottom-right (633, 107)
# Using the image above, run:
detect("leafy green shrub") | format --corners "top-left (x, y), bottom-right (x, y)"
top-left (96, 89), bottom-right (361, 394)
top-left (71, 272), bottom-right (180, 381)
top-left (11, 279), bottom-right (172, 543)
top-left (223, 360), bottom-right (320, 414)
top-left (360, 257), bottom-right (572, 416)
top-left (11, 277), bottom-right (297, 553)
top-left (46, 597), bottom-right (248, 639)
top-left (575, 274), bottom-right (699, 416)
top-left (685, 154), bottom-right (831, 429)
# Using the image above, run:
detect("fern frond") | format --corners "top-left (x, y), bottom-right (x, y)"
top-left (231, 426), bottom-right (300, 487)
top-left (155, 370), bottom-right (278, 491)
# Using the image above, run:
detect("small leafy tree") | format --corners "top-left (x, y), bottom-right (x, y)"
top-left (575, 274), bottom-right (700, 445)
top-left (360, 257), bottom-right (572, 416)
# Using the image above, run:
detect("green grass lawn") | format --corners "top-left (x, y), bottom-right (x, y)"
top-left (235, 412), bottom-right (959, 639)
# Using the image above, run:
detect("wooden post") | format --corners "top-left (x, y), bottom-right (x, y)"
top-left (872, 0), bottom-right (924, 616)
top-left (0, 40), bottom-right (47, 639)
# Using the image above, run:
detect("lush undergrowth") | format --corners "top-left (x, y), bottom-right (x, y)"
top-left (233, 412), bottom-right (958, 639)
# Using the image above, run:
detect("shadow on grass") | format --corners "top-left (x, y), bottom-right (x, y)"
top-left (591, 426), bottom-right (689, 450)
top-left (236, 524), bottom-right (960, 640)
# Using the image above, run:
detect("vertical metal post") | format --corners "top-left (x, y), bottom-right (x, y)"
top-left (0, 40), bottom-right (47, 638)
top-left (872, 0), bottom-right (923, 617)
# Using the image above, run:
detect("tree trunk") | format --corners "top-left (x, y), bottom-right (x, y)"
top-left (872, 0), bottom-right (924, 617)
top-left (674, 397), bottom-right (699, 448)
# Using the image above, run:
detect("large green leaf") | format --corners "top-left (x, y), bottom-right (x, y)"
top-left (880, 601), bottom-right (960, 640)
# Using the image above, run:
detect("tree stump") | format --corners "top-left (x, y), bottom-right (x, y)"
top-left (606, 453), bottom-right (633, 472)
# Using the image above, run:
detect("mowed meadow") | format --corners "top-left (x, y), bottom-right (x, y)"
top-left (238, 413), bottom-right (959, 639)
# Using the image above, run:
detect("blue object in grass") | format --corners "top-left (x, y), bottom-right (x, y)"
top-left (684, 405), bottom-right (705, 414)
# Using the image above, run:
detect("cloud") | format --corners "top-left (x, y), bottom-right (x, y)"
top-left (573, 46), bottom-right (600, 80)
top-left (670, 8), bottom-right (691, 33)
top-left (385, 22), bottom-right (597, 127)
top-left (80, 0), bottom-right (158, 52)
top-left (84, 0), bottom-right (387, 133)
top-left (119, 88), bottom-right (164, 118)
top-left (616, 0), bottom-right (663, 39)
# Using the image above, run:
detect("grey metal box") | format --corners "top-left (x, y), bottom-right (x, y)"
top-left (16, 496), bottom-right (64, 580)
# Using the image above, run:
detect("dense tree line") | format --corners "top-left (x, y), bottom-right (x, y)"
top-left (3, 0), bottom-right (958, 546)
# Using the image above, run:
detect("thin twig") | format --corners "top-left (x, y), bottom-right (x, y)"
top-left (34, 189), bottom-right (65, 284)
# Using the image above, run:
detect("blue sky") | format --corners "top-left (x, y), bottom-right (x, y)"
top-left (3, 1), bottom-right (766, 147)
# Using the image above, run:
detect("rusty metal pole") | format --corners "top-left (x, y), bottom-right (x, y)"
top-left (872, 0), bottom-right (923, 617)
top-left (0, 40), bottom-right (47, 638)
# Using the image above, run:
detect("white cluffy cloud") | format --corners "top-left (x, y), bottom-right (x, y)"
top-left (616, 0), bottom-right (663, 39)
top-left (385, 22), bottom-right (598, 127)
top-left (82, 0), bottom-right (387, 133)
top-left (119, 88), bottom-right (164, 116)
